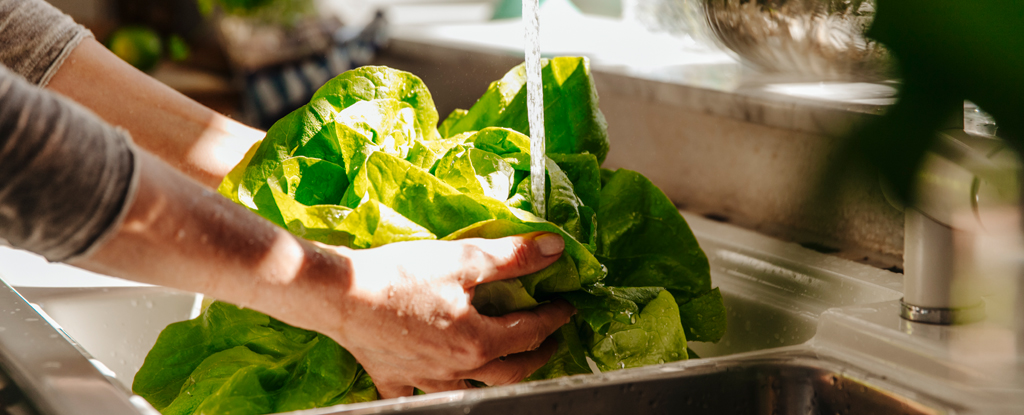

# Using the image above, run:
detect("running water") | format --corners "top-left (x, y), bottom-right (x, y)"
top-left (523, 0), bottom-right (546, 219)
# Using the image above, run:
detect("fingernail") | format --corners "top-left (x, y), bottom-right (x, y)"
top-left (534, 233), bottom-right (564, 256)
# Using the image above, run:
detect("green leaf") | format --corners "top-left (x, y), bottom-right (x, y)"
top-left (269, 157), bottom-right (349, 206)
top-left (549, 153), bottom-right (601, 211)
top-left (471, 278), bottom-right (540, 317)
top-left (311, 66), bottom-right (440, 142)
top-left (251, 182), bottom-right (356, 246)
top-left (583, 290), bottom-right (689, 372)
top-left (336, 198), bottom-right (437, 249)
top-left (506, 161), bottom-right (596, 252)
top-left (439, 109), bottom-right (468, 138)
top-left (561, 285), bottom-right (664, 334)
top-left (133, 302), bottom-right (316, 409)
top-left (544, 159), bottom-right (596, 253)
top-left (238, 98), bottom-right (338, 209)
top-left (218, 140), bottom-right (262, 204)
top-left (466, 127), bottom-right (531, 155)
top-left (597, 169), bottom-right (722, 320)
top-left (134, 303), bottom-right (370, 415)
top-left (161, 348), bottom-right (279, 415)
top-left (526, 322), bottom-right (592, 380)
top-left (328, 371), bottom-right (377, 405)
top-left (273, 335), bottom-right (362, 413)
top-left (434, 144), bottom-right (516, 201)
top-left (341, 151), bottom-right (521, 238)
top-left (444, 57), bottom-right (610, 164)
top-left (678, 288), bottom-right (728, 343)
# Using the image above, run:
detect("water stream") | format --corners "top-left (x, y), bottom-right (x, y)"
top-left (523, 0), bottom-right (546, 219)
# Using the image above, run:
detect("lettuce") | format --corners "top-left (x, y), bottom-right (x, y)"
top-left (134, 57), bottom-right (726, 414)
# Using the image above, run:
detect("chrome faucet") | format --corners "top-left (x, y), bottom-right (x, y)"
top-left (895, 128), bottom-right (1021, 325)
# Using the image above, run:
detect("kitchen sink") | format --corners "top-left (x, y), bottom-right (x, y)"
top-left (0, 211), bottom-right (938, 414)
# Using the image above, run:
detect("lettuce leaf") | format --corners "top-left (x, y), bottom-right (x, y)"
top-left (596, 169), bottom-right (726, 342)
top-left (583, 290), bottom-right (689, 371)
top-left (133, 303), bottom-right (361, 412)
top-left (441, 57), bottom-right (610, 164)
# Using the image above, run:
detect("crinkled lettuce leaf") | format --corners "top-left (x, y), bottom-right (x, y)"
top-left (597, 168), bottom-right (726, 343)
top-left (441, 57), bottom-right (610, 164)
top-left (133, 303), bottom-right (365, 413)
top-left (526, 322), bottom-right (591, 380)
top-left (583, 290), bottom-right (689, 371)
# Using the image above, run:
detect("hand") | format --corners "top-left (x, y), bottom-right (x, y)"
top-left (325, 233), bottom-right (574, 398)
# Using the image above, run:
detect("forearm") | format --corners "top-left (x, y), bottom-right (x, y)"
top-left (69, 150), bottom-right (352, 325)
top-left (46, 38), bottom-right (263, 188)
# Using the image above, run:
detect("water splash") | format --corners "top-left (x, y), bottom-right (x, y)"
top-left (523, 0), bottom-right (546, 219)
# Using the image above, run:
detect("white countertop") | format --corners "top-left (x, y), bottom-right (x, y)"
top-left (0, 247), bottom-right (146, 288)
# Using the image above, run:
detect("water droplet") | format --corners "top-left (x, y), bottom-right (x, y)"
top-left (618, 362), bottom-right (626, 369)
top-left (130, 299), bottom-right (138, 307)
top-left (176, 229), bottom-right (186, 240)
top-left (145, 301), bottom-right (154, 309)
top-left (24, 318), bottom-right (38, 322)
top-left (401, 328), bottom-right (409, 335)
top-left (42, 361), bottom-right (61, 369)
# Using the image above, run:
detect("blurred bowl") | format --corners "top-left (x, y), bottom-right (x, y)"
top-left (703, 0), bottom-right (891, 79)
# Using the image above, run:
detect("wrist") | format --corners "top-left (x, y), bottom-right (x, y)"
top-left (243, 237), bottom-right (357, 333)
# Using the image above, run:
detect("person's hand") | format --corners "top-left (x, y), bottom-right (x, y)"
top-left (325, 232), bottom-right (575, 398)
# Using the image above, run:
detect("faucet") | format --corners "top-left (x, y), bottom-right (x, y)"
top-left (895, 128), bottom-right (1021, 325)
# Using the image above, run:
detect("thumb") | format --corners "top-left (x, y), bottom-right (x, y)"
top-left (460, 232), bottom-right (565, 287)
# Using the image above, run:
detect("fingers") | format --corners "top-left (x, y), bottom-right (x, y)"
top-left (480, 300), bottom-right (575, 357)
top-left (461, 337), bottom-right (558, 386)
top-left (386, 339), bottom-right (559, 397)
top-left (459, 232), bottom-right (565, 287)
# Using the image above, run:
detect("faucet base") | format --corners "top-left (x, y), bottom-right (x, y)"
top-left (900, 298), bottom-right (986, 325)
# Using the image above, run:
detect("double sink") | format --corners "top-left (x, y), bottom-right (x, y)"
top-left (0, 212), bottom-right (995, 414)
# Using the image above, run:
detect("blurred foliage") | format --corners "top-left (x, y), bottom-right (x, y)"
top-left (168, 34), bottom-right (191, 62)
top-left (195, 0), bottom-right (315, 25)
top-left (106, 27), bottom-right (195, 71)
top-left (107, 26), bottom-right (164, 71)
top-left (826, 0), bottom-right (1024, 206)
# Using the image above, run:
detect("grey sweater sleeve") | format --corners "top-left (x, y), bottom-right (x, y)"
top-left (0, 65), bottom-right (139, 262)
top-left (0, 0), bottom-right (92, 86)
